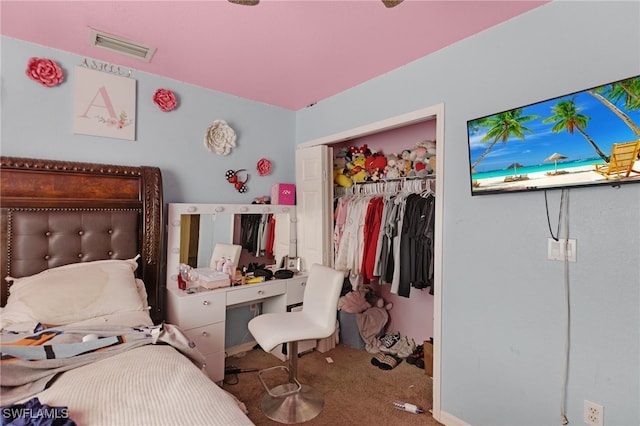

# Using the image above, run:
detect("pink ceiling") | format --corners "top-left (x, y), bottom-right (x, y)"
top-left (1, 0), bottom-right (548, 111)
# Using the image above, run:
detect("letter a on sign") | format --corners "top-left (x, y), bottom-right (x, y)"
top-left (73, 66), bottom-right (136, 140)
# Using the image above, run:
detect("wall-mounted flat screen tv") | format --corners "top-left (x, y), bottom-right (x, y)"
top-left (467, 75), bottom-right (640, 195)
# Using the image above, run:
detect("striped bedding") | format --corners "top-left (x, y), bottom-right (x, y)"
top-left (0, 323), bottom-right (253, 425)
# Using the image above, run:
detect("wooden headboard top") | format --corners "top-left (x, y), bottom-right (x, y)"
top-left (0, 156), bottom-right (164, 323)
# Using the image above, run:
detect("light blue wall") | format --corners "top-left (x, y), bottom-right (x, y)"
top-left (0, 36), bottom-right (296, 205)
top-left (0, 36), bottom-right (296, 357)
top-left (2, 1), bottom-right (639, 425)
top-left (297, 2), bottom-right (639, 425)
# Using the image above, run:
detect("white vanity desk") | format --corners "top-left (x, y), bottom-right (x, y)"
top-left (165, 203), bottom-right (303, 383)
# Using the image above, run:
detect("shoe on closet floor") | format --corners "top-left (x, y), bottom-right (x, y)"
top-left (406, 344), bottom-right (424, 367)
top-left (378, 332), bottom-right (401, 353)
top-left (386, 336), bottom-right (416, 359)
top-left (370, 352), bottom-right (387, 368)
top-left (378, 354), bottom-right (401, 370)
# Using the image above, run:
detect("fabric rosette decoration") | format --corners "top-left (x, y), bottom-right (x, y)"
top-left (256, 158), bottom-right (272, 176)
top-left (204, 120), bottom-right (236, 156)
top-left (25, 57), bottom-right (64, 87)
top-left (153, 88), bottom-right (178, 112)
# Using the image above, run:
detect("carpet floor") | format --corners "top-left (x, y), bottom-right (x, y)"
top-left (222, 343), bottom-right (443, 425)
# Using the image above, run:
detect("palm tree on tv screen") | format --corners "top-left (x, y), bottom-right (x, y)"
top-left (542, 98), bottom-right (610, 162)
top-left (608, 76), bottom-right (640, 110)
top-left (589, 77), bottom-right (640, 136)
top-left (470, 109), bottom-right (539, 170)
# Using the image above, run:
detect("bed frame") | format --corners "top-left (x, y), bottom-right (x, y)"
top-left (0, 156), bottom-right (164, 323)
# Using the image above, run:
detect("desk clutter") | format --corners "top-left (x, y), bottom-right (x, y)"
top-left (178, 260), bottom-right (298, 292)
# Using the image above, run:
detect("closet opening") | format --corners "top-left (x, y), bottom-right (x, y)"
top-left (296, 104), bottom-right (445, 423)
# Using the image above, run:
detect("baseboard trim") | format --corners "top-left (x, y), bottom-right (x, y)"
top-left (436, 409), bottom-right (471, 426)
top-left (226, 341), bottom-right (257, 357)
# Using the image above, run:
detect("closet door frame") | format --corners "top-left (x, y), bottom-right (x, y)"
top-left (297, 103), bottom-right (446, 424)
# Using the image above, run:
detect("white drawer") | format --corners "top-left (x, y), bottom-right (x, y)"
top-left (183, 322), bottom-right (225, 355)
top-left (226, 281), bottom-right (286, 306)
top-left (167, 291), bottom-right (225, 329)
top-left (286, 277), bottom-right (307, 306)
top-left (202, 351), bottom-right (225, 383)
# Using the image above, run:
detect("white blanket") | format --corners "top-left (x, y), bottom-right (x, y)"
top-left (25, 345), bottom-right (253, 425)
top-left (1, 321), bottom-right (254, 425)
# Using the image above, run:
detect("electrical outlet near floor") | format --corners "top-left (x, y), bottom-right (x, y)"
top-left (584, 400), bottom-right (603, 426)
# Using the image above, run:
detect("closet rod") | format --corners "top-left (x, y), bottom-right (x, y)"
top-left (336, 175), bottom-right (435, 197)
top-left (350, 175), bottom-right (435, 186)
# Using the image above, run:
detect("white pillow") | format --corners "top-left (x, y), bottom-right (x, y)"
top-left (2, 257), bottom-right (144, 328)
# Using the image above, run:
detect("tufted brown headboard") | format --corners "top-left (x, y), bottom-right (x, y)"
top-left (0, 157), bottom-right (164, 323)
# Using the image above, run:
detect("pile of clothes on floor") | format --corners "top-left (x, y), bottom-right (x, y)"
top-left (370, 331), bottom-right (425, 370)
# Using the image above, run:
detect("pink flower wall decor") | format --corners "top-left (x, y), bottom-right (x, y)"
top-left (25, 57), bottom-right (64, 87)
top-left (153, 88), bottom-right (178, 112)
top-left (256, 158), bottom-right (272, 176)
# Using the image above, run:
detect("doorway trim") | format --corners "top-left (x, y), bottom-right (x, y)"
top-left (298, 103), bottom-right (445, 423)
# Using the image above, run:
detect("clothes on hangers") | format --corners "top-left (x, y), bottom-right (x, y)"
top-left (240, 213), bottom-right (275, 257)
top-left (333, 178), bottom-right (435, 297)
top-left (397, 192), bottom-right (435, 297)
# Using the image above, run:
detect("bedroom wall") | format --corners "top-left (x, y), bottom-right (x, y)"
top-left (0, 35), bottom-right (297, 355)
top-left (0, 36), bottom-right (296, 205)
top-left (296, 2), bottom-right (639, 426)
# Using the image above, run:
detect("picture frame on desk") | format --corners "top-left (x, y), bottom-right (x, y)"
top-left (284, 256), bottom-right (301, 273)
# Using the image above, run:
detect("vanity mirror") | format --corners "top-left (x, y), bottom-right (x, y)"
top-left (166, 203), bottom-right (297, 290)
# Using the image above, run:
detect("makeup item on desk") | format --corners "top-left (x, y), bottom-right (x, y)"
top-left (245, 276), bottom-right (264, 284)
top-left (393, 401), bottom-right (424, 414)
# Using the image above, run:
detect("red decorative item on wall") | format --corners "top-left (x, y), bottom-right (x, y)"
top-left (256, 158), bottom-right (272, 176)
top-left (153, 88), bottom-right (178, 112)
top-left (225, 169), bottom-right (249, 193)
top-left (25, 57), bottom-right (64, 87)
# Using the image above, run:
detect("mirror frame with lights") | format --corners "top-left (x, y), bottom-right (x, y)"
top-left (166, 203), bottom-right (297, 290)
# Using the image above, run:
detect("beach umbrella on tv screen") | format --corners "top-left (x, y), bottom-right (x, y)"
top-left (506, 162), bottom-right (524, 175)
top-left (544, 152), bottom-right (569, 173)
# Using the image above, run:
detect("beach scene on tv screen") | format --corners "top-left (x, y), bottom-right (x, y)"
top-left (467, 75), bottom-right (640, 194)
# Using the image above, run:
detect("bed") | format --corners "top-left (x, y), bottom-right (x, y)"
top-left (0, 156), bottom-right (254, 425)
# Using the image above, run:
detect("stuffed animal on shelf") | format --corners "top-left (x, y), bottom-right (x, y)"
top-left (333, 149), bottom-right (353, 187)
top-left (347, 145), bottom-right (370, 183)
top-left (409, 140), bottom-right (433, 178)
top-left (398, 150), bottom-right (413, 177)
top-left (365, 151), bottom-right (387, 182)
top-left (334, 167), bottom-right (353, 188)
top-left (384, 153), bottom-right (400, 179)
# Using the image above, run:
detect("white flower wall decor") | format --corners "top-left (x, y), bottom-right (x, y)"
top-left (204, 120), bottom-right (236, 155)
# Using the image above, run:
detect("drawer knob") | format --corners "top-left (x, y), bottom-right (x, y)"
top-left (258, 290), bottom-right (265, 295)
top-left (203, 300), bottom-right (210, 305)
top-left (201, 331), bottom-right (208, 337)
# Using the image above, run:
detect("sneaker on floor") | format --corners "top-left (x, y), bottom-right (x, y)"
top-left (386, 336), bottom-right (416, 358)
top-left (378, 332), bottom-right (401, 353)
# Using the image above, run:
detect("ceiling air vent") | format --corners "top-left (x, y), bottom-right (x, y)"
top-left (89, 29), bottom-right (156, 62)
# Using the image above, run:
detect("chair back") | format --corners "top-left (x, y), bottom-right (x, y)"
top-left (301, 264), bottom-right (345, 337)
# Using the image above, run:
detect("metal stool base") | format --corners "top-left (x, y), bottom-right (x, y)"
top-left (260, 383), bottom-right (324, 424)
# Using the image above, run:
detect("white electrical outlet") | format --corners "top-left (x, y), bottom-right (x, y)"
top-left (584, 400), bottom-right (603, 426)
top-left (547, 238), bottom-right (577, 262)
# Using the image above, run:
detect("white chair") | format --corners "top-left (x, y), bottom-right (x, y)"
top-left (248, 263), bottom-right (344, 424)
